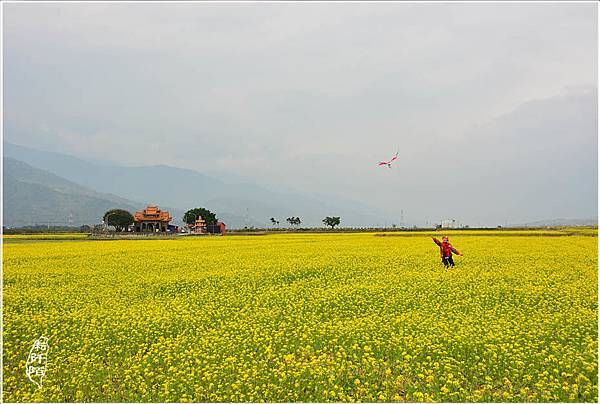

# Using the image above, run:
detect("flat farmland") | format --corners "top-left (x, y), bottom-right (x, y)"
top-left (2, 232), bottom-right (597, 402)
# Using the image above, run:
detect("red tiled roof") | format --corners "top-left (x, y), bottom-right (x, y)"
top-left (134, 205), bottom-right (172, 222)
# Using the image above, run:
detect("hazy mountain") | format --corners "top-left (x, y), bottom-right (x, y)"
top-left (4, 142), bottom-right (391, 227)
top-left (3, 155), bottom-right (256, 228)
top-left (3, 157), bottom-right (144, 227)
top-left (509, 218), bottom-right (597, 228)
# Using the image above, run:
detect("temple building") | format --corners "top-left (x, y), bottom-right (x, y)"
top-left (133, 205), bottom-right (172, 232)
top-left (190, 216), bottom-right (207, 234)
top-left (188, 216), bottom-right (227, 235)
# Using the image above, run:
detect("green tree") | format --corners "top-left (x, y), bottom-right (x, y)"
top-left (287, 216), bottom-right (301, 226)
top-left (103, 209), bottom-right (134, 232)
top-left (183, 207), bottom-right (218, 225)
top-left (323, 216), bottom-right (341, 229)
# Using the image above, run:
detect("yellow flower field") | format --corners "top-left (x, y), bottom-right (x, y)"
top-left (2, 233), bottom-right (89, 241)
top-left (2, 232), bottom-right (597, 402)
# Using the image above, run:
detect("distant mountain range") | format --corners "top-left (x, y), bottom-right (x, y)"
top-left (4, 157), bottom-right (145, 227)
top-left (5, 143), bottom-right (595, 229)
top-left (3, 142), bottom-right (390, 228)
top-left (509, 218), bottom-right (597, 228)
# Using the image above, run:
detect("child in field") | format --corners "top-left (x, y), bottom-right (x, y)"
top-left (432, 236), bottom-right (462, 268)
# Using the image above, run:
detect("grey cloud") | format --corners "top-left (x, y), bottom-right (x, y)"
top-left (4, 2), bottom-right (597, 225)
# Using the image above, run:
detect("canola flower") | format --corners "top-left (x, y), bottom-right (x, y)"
top-left (2, 233), bottom-right (89, 242)
top-left (2, 232), bottom-right (597, 402)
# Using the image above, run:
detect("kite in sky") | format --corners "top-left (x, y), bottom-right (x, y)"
top-left (378, 151), bottom-right (399, 168)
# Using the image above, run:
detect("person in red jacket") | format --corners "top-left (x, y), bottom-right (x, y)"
top-left (432, 236), bottom-right (462, 268)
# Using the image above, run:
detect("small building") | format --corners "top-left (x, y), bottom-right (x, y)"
top-left (209, 221), bottom-right (226, 235)
top-left (205, 221), bottom-right (226, 235)
top-left (134, 205), bottom-right (172, 232)
top-left (190, 216), bottom-right (207, 234)
top-left (187, 217), bottom-right (226, 235)
top-left (441, 219), bottom-right (457, 229)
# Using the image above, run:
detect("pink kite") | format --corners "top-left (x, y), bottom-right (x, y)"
top-left (378, 151), bottom-right (399, 168)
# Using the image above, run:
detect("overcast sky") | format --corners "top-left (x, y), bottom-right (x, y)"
top-left (4, 2), bottom-right (598, 225)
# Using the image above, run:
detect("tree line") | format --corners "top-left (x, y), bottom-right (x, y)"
top-left (102, 207), bottom-right (219, 232)
top-left (103, 208), bottom-right (342, 231)
top-left (269, 216), bottom-right (341, 229)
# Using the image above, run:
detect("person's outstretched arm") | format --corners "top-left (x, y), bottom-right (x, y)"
top-left (451, 246), bottom-right (463, 256)
top-left (432, 237), bottom-right (442, 246)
